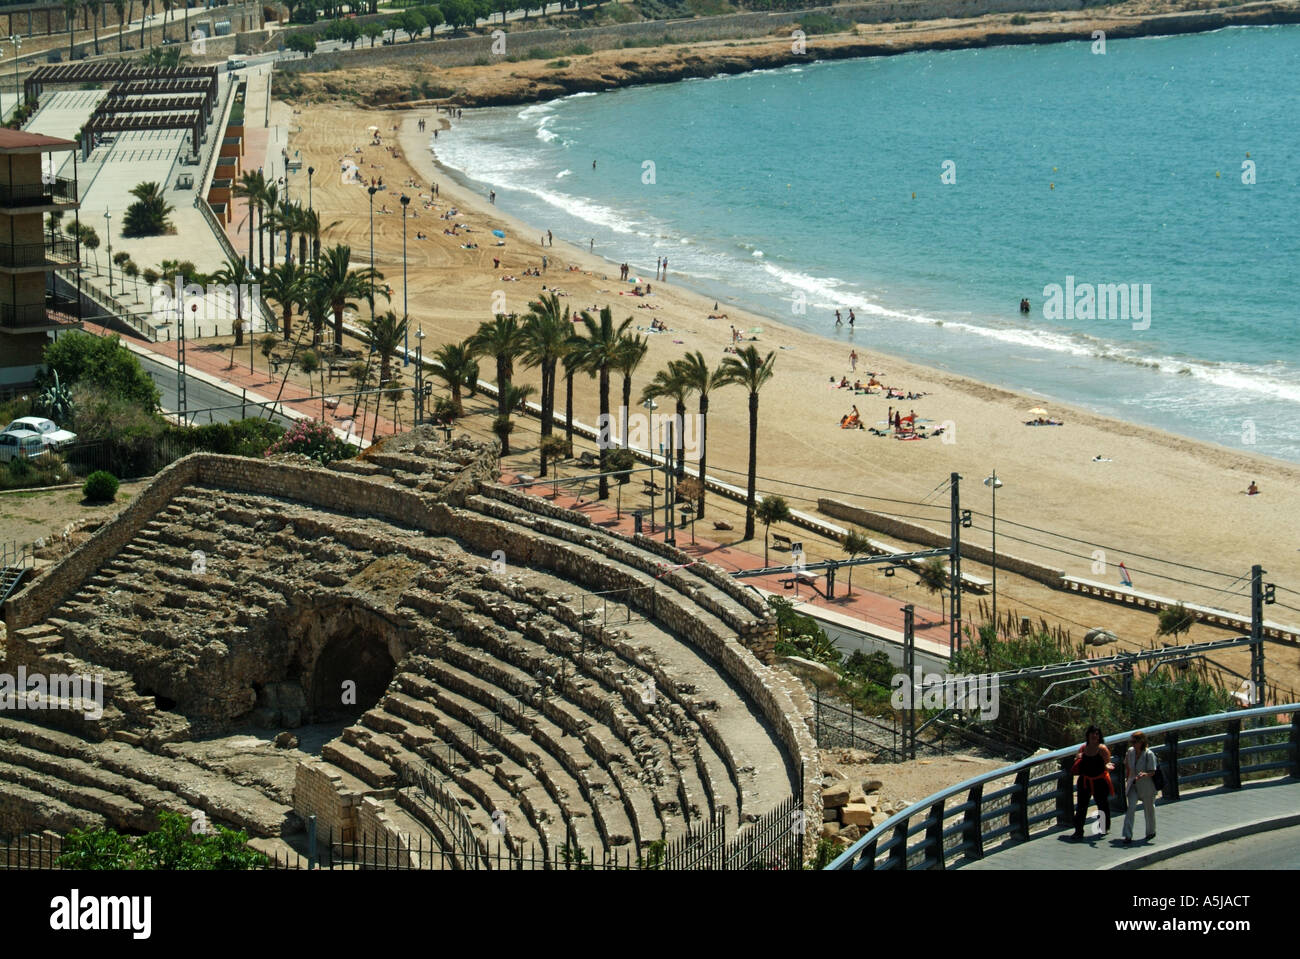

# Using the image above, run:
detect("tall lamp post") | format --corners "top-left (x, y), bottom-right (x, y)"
top-left (103, 209), bottom-right (112, 293)
top-left (281, 149), bottom-right (289, 203)
top-left (8, 35), bottom-right (20, 117)
top-left (983, 470), bottom-right (1003, 641)
top-left (400, 193), bottom-right (409, 366)
top-left (414, 326), bottom-right (425, 425)
top-left (367, 184), bottom-right (378, 324)
top-left (307, 165), bottom-right (314, 211)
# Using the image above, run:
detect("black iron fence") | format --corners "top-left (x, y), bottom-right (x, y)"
top-left (828, 703), bottom-right (1300, 870)
top-left (812, 688), bottom-right (903, 760)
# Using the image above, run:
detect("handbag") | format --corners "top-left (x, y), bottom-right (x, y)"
top-left (1152, 763), bottom-right (1166, 791)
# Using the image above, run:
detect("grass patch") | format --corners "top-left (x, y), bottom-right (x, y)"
top-left (1010, 13), bottom-right (1029, 24)
top-left (569, 42), bottom-right (593, 55)
top-left (547, 58), bottom-right (571, 68)
top-left (800, 13), bottom-right (850, 35)
top-left (686, 0), bottom-right (734, 14)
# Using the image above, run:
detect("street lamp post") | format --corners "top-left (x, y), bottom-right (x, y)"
top-left (103, 210), bottom-right (112, 293)
top-left (983, 470), bottom-right (1003, 641)
top-left (367, 184), bottom-right (378, 324)
top-left (415, 327), bottom-right (425, 425)
top-left (282, 150), bottom-right (289, 203)
top-left (400, 193), bottom-right (409, 366)
top-left (8, 35), bottom-right (20, 118)
top-left (307, 165), bottom-right (314, 211)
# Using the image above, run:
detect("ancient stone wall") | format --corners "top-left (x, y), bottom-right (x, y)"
top-left (292, 760), bottom-right (363, 842)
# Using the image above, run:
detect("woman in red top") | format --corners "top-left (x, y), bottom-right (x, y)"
top-left (1071, 725), bottom-right (1115, 839)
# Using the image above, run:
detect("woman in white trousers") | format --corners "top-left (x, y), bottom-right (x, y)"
top-left (1122, 730), bottom-right (1159, 844)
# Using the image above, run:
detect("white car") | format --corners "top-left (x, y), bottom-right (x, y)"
top-left (3, 417), bottom-right (77, 449)
top-left (0, 430), bottom-right (45, 462)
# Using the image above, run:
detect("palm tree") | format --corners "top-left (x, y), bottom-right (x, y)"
top-left (641, 363), bottom-right (692, 480)
top-left (916, 556), bottom-right (950, 623)
top-left (573, 306), bottom-right (631, 500)
top-left (468, 312), bottom-right (527, 421)
top-left (261, 183), bottom-right (281, 268)
top-left (841, 528), bottom-right (871, 596)
top-left (718, 345), bottom-right (776, 540)
top-left (364, 310), bottom-right (408, 390)
top-left (233, 171), bottom-right (267, 270)
top-left (212, 255), bottom-right (256, 352)
top-left (87, 0), bottom-right (103, 53)
top-left (300, 207), bottom-right (341, 265)
top-left (671, 350), bottom-right (722, 518)
top-left (613, 333), bottom-right (648, 449)
top-left (81, 228), bottom-right (100, 273)
top-left (260, 259), bottom-right (306, 339)
top-left (63, 0), bottom-right (78, 57)
top-left (122, 181), bottom-right (174, 236)
top-left (113, 0), bottom-right (126, 50)
top-left (302, 281), bottom-right (330, 349)
top-left (315, 244), bottom-right (383, 352)
top-left (432, 340), bottom-right (475, 417)
top-left (521, 295), bottom-right (572, 477)
top-left (561, 351), bottom-right (581, 455)
top-left (756, 495), bottom-right (792, 566)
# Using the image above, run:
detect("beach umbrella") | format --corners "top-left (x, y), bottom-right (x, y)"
top-left (367, 125), bottom-right (380, 132)
top-left (492, 229), bottom-right (506, 238)
top-left (1028, 406), bottom-right (1048, 416)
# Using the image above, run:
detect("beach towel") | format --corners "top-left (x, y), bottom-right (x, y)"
top-left (1118, 563), bottom-right (1132, 587)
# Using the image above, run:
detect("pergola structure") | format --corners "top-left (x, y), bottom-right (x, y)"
top-left (80, 111), bottom-right (205, 159)
top-left (23, 63), bottom-right (218, 107)
top-left (97, 94), bottom-right (211, 126)
top-left (109, 77), bottom-right (220, 113)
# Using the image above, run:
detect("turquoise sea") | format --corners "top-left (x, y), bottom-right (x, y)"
top-left (434, 26), bottom-right (1300, 461)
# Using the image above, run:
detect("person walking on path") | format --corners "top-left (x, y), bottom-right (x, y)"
top-left (547, 230), bottom-right (552, 246)
top-left (1122, 731), bottom-right (1159, 844)
top-left (1071, 725), bottom-right (1115, 839)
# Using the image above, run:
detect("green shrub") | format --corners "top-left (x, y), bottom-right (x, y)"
top-left (799, 13), bottom-right (849, 35)
top-left (473, 55), bottom-right (490, 65)
top-left (58, 811), bottom-right (268, 870)
top-left (1010, 13), bottom-right (1029, 24)
top-left (40, 332), bottom-right (160, 411)
top-left (264, 420), bottom-right (355, 465)
top-left (83, 470), bottom-right (119, 503)
top-left (547, 59), bottom-right (570, 68)
top-left (569, 42), bottom-right (593, 55)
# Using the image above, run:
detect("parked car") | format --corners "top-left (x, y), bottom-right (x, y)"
top-left (0, 431), bottom-right (45, 463)
top-left (3, 417), bottom-right (77, 449)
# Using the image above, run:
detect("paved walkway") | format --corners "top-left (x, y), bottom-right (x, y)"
top-left (959, 778), bottom-right (1300, 870)
top-left (498, 465), bottom-right (942, 638)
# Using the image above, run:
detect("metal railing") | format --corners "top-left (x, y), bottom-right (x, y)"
top-left (0, 177), bottom-right (78, 207)
top-left (812, 689), bottom-right (902, 760)
top-left (0, 293), bottom-right (80, 328)
top-left (827, 703), bottom-right (1300, 870)
top-left (0, 234), bottom-right (77, 268)
top-left (399, 760), bottom-right (486, 870)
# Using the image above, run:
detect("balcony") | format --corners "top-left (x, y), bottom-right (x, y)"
top-left (0, 177), bottom-right (79, 209)
top-left (0, 234), bottom-right (79, 270)
top-left (0, 293), bottom-right (82, 333)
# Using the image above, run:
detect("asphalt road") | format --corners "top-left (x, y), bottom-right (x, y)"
top-left (1146, 823), bottom-right (1300, 869)
top-left (138, 353), bottom-right (296, 429)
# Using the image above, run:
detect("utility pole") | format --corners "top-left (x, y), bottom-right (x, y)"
top-left (903, 604), bottom-right (915, 760)
top-left (176, 275), bottom-right (187, 416)
top-left (949, 471), bottom-right (963, 657)
top-left (663, 420), bottom-right (675, 546)
top-left (1250, 564), bottom-right (1266, 706)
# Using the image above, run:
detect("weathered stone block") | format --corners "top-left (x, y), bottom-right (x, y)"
top-left (822, 783), bottom-right (851, 808)
top-left (840, 803), bottom-right (874, 828)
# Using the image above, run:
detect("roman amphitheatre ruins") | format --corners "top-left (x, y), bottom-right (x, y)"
top-left (0, 431), bottom-right (820, 867)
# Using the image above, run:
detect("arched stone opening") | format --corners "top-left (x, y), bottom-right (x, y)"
top-left (308, 625), bottom-right (396, 722)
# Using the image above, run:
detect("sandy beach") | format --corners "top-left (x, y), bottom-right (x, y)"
top-left (286, 103), bottom-right (1300, 693)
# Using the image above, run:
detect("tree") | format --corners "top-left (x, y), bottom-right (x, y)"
top-left (385, 16), bottom-right (402, 42)
top-left (212, 256), bottom-right (256, 356)
top-left (233, 171), bottom-right (267, 270)
top-left (39, 331), bottom-right (161, 410)
top-left (260, 260), bottom-right (307, 339)
top-left (122, 181), bottom-right (175, 236)
top-left (63, 0), bottom-right (78, 58)
top-left (81, 227), bottom-right (101, 272)
top-left (363, 310), bottom-right (408, 391)
top-left (755, 495), bottom-right (791, 566)
top-left (641, 363), bottom-right (691, 479)
top-left (87, 0), bottom-right (103, 54)
top-left (363, 22), bottom-right (385, 45)
top-left (400, 9), bottom-right (426, 40)
top-left (261, 183), bottom-right (281, 267)
top-left (314, 244), bottom-right (383, 353)
top-left (521, 294), bottom-right (571, 476)
top-left (337, 19), bottom-right (362, 47)
top-left (1157, 603), bottom-right (1197, 642)
top-left (299, 207), bottom-right (341, 265)
top-left (841, 528), bottom-right (871, 596)
top-left (572, 306), bottom-right (631, 500)
top-left (916, 556), bottom-right (950, 623)
top-left (286, 32), bottom-right (318, 56)
top-left (671, 350), bottom-right (722, 518)
top-left (718, 345), bottom-right (776, 540)
top-left (420, 5), bottom-right (444, 32)
top-left (113, 0), bottom-right (126, 51)
top-left (612, 333), bottom-right (647, 449)
top-left (124, 260), bottom-right (140, 300)
top-left (432, 340), bottom-right (475, 417)
top-left (468, 312), bottom-right (526, 422)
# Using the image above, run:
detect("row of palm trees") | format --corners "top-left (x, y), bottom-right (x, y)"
top-left (61, 0), bottom-right (197, 57)
top-left (440, 295), bottom-right (777, 540)
top-left (234, 171), bottom-right (341, 277)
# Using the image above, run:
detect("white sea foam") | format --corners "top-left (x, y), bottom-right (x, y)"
top-left (556, 168), bottom-right (573, 178)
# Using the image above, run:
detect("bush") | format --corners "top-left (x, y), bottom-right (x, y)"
top-left (40, 332), bottom-right (161, 411)
top-left (83, 470), bottom-right (119, 502)
top-left (264, 419), bottom-right (355, 465)
top-left (799, 13), bottom-right (849, 35)
top-left (569, 42), bottom-right (593, 55)
top-left (1010, 13), bottom-right (1029, 24)
top-left (58, 811), bottom-right (268, 870)
top-left (547, 58), bottom-right (570, 68)
top-left (174, 419), bottom-right (284, 457)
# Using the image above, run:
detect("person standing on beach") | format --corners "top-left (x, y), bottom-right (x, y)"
top-left (848, 309), bottom-right (856, 330)
top-left (542, 255), bottom-right (548, 272)
top-left (489, 190), bottom-right (496, 205)
top-left (850, 350), bottom-right (858, 372)
top-left (590, 238), bottom-right (594, 252)
top-left (656, 257), bottom-right (662, 278)
top-left (547, 230), bottom-right (553, 246)
top-left (662, 257), bottom-right (668, 279)
top-left (1121, 730), bottom-right (1159, 844)
top-left (835, 310), bottom-right (842, 327)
